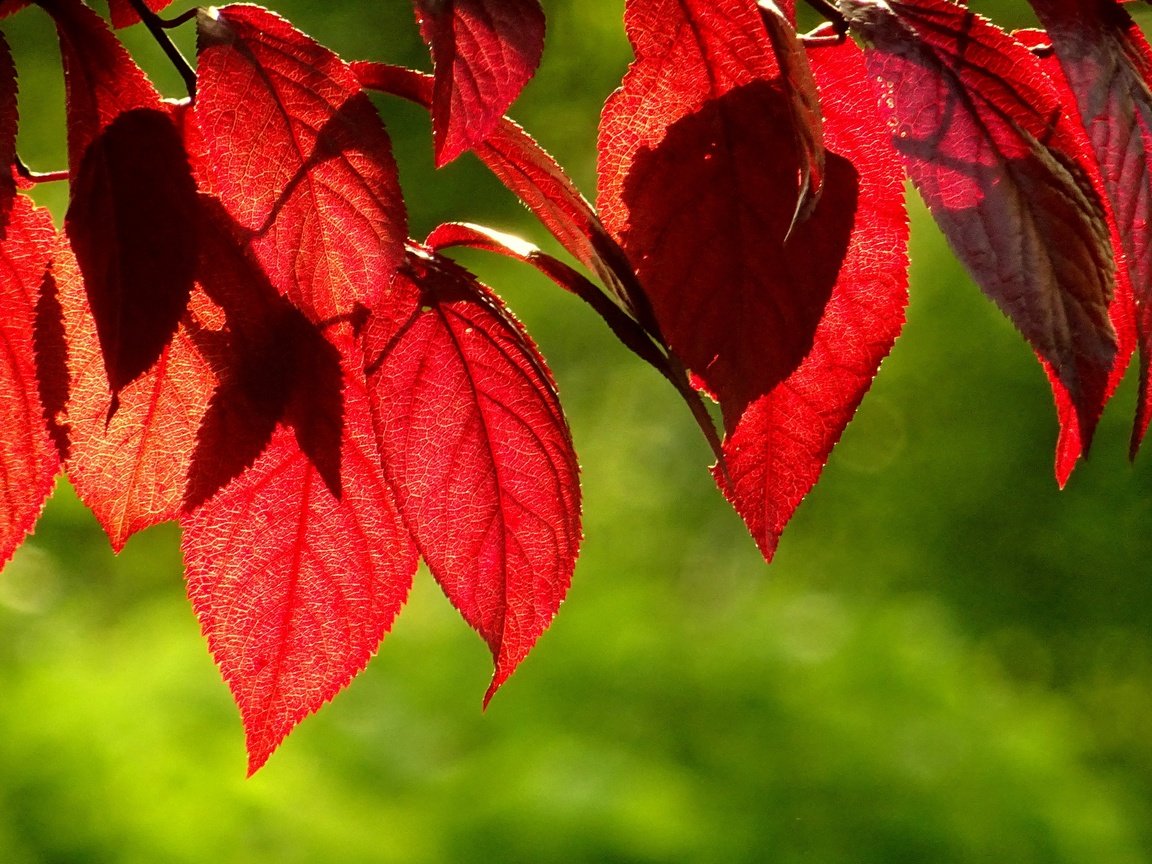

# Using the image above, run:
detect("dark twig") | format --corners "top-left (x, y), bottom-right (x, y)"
top-left (15, 154), bottom-right (69, 183)
top-left (801, 0), bottom-right (849, 36)
top-left (127, 0), bottom-right (197, 96)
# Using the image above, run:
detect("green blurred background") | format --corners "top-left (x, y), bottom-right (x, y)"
top-left (4, 1), bottom-right (1152, 861)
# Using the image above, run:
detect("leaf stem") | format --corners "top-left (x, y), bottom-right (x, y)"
top-left (127, 0), bottom-right (197, 96)
top-left (801, 0), bottom-right (849, 35)
top-left (15, 154), bottom-right (68, 183)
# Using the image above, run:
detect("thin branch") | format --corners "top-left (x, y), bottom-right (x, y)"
top-left (127, 0), bottom-right (197, 96)
top-left (15, 154), bottom-right (69, 183)
top-left (801, 0), bottom-right (849, 36)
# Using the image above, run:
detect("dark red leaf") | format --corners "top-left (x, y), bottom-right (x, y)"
top-left (1026, 0), bottom-right (1152, 455)
top-left (840, 0), bottom-right (1119, 449)
top-left (0, 2), bottom-right (30, 20)
top-left (0, 33), bottom-right (17, 210)
top-left (107, 0), bottom-right (176, 29)
top-left (719, 35), bottom-right (909, 561)
top-left (0, 195), bottom-right (61, 567)
top-left (182, 334), bottom-right (417, 775)
top-left (1012, 25), bottom-right (1137, 484)
top-left (351, 62), bottom-right (643, 316)
top-left (414, 0), bottom-right (545, 166)
top-left (194, 5), bottom-right (406, 323)
top-left (759, 0), bottom-right (825, 229)
top-left (51, 232), bottom-right (219, 551)
top-left (364, 247), bottom-right (580, 703)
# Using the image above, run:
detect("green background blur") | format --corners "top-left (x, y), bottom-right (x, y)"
top-left (3, 1), bottom-right (1152, 861)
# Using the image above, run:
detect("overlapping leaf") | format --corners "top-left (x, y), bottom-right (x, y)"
top-left (0, 195), bottom-right (61, 568)
top-left (414, 0), bottom-right (545, 166)
top-left (50, 232), bottom-right (219, 551)
top-left (42, 0), bottom-right (198, 395)
top-left (183, 334), bottom-right (418, 775)
top-left (721, 36), bottom-right (909, 561)
top-left (194, 5), bottom-right (406, 323)
top-left (1027, 0), bottom-right (1152, 454)
top-left (364, 247), bottom-right (580, 703)
top-left (840, 0), bottom-right (1119, 454)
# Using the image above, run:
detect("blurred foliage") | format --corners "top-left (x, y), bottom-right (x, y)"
top-left (3, 0), bottom-right (1152, 861)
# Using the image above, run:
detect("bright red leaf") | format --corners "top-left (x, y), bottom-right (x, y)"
top-left (363, 247), bottom-right (580, 703)
top-left (0, 195), bottom-right (61, 568)
top-left (50, 233), bottom-right (219, 551)
top-left (1027, 0), bottom-right (1152, 454)
top-left (42, 0), bottom-right (198, 395)
top-left (194, 5), bottom-right (407, 323)
top-left (182, 333), bottom-right (418, 775)
top-left (107, 0), bottom-right (177, 29)
top-left (840, 0), bottom-right (1119, 451)
top-left (414, 0), bottom-right (545, 166)
top-left (718, 35), bottom-right (909, 560)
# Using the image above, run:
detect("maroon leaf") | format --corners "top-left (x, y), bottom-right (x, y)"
top-left (720, 35), bottom-right (910, 560)
top-left (1026, 0), bottom-right (1152, 455)
top-left (194, 5), bottom-right (407, 323)
top-left (0, 2), bottom-right (30, 20)
top-left (0, 33), bottom-right (16, 211)
top-left (1013, 25), bottom-right (1138, 484)
top-left (364, 247), bottom-right (580, 703)
top-left (182, 333), bottom-right (417, 775)
top-left (414, 0), bottom-right (545, 166)
top-left (0, 195), bottom-right (61, 567)
top-left (840, 0), bottom-right (1119, 449)
top-left (107, 0), bottom-right (177, 29)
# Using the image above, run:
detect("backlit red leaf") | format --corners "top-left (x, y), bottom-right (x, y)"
top-left (0, 195), bottom-right (61, 567)
top-left (720, 36), bottom-right (909, 560)
top-left (364, 248), bottom-right (580, 703)
top-left (840, 0), bottom-right (1118, 447)
top-left (51, 234), bottom-right (219, 551)
top-left (182, 337), bottom-right (418, 775)
top-left (42, 0), bottom-right (198, 394)
top-left (107, 0), bottom-right (177, 29)
top-left (1026, 0), bottom-right (1152, 454)
top-left (194, 5), bottom-right (406, 322)
top-left (414, 0), bottom-right (545, 166)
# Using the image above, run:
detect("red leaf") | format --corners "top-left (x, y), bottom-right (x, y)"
top-left (0, 195), bottom-right (61, 567)
top-left (0, 33), bottom-right (17, 210)
top-left (182, 334), bottom-right (417, 775)
top-left (41, 0), bottom-right (198, 394)
top-left (414, 0), bottom-right (545, 166)
top-left (363, 248), bottom-right (580, 703)
top-left (0, 2), bottom-right (30, 20)
top-left (51, 232), bottom-right (219, 551)
top-left (107, 0), bottom-right (176, 29)
top-left (1026, 0), bottom-right (1152, 454)
top-left (599, 0), bottom-right (824, 417)
top-left (352, 62), bottom-right (642, 315)
top-left (719, 36), bottom-right (909, 560)
top-left (194, 5), bottom-right (406, 323)
top-left (841, 0), bottom-right (1119, 447)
